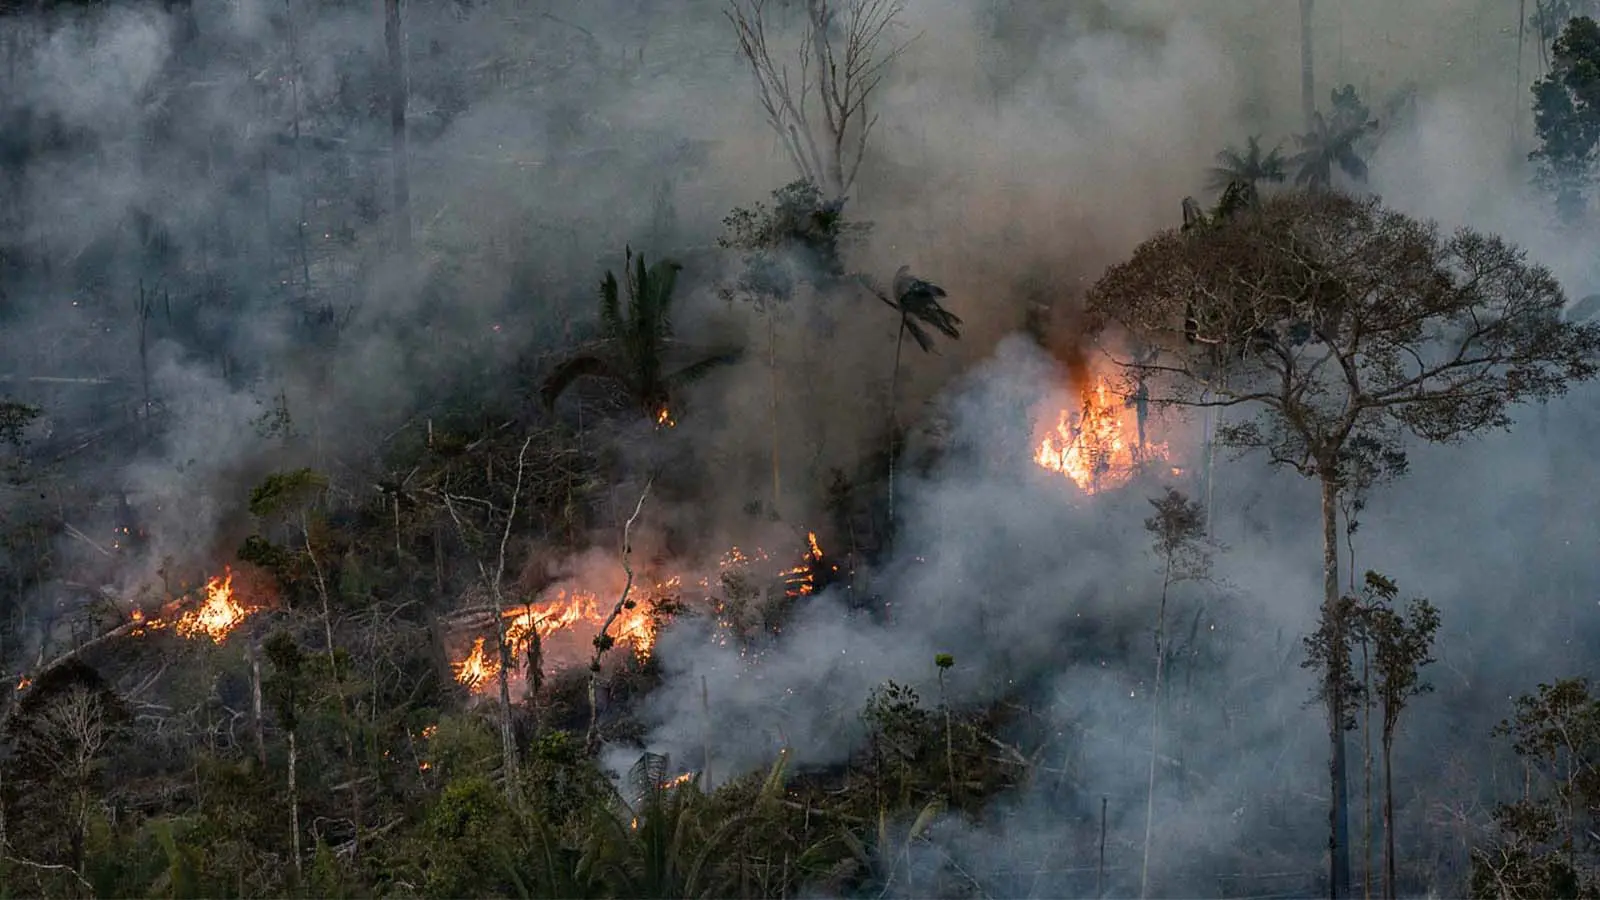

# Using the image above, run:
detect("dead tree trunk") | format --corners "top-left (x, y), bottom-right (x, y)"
top-left (384, 0), bottom-right (411, 256)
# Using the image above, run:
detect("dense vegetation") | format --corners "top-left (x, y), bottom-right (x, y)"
top-left (4, 2), bottom-right (1600, 898)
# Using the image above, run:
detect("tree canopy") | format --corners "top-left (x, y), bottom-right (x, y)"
top-left (1089, 191), bottom-right (1600, 476)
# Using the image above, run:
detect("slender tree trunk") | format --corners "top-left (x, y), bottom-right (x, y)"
top-left (1097, 796), bottom-right (1108, 899)
top-left (1382, 733), bottom-right (1396, 900)
top-left (1300, 0), bottom-right (1316, 131)
top-left (1515, 0), bottom-right (1527, 144)
top-left (701, 674), bottom-right (713, 789)
top-left (1141, 557), bottom-right (1172, 898)
top-left (285, 0), bottom-right (311, 294)
top-left (288, 728), bottom-right (302, 879)
top-left (1322, 473), bottom-right (1351, 900)
top-left (137, 282), bottom-right (152, 444)
top-left (494, 612), bottom-right (517, 799)
top-left (251, 644), bottom-right (268, 768)
top-left (384, 0), bottom-right (411, 256)
top-left (1361, 639), bottom-right (1373, 900)
top-left (769, 314), bottom-right (781, 517)
top-left (886, 317), bottom-right (906, 531)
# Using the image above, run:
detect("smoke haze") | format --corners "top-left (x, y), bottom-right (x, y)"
top-left (4, 0), bottom-right (1598, 894)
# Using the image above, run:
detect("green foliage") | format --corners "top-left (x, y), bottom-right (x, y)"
top-left (421, 775), bottom-right (532, 897)
top-left (1144, 488), bottom-right (1212, 582)
top-left (719, 179), bottom-right (868, 308)
top-left (1291, 85), bottom-right (1379, 189)
top-left (1206, 135), bottom-right (1287, 193)
top-left (264, 631), bottom-right (307, 731)
top-left (238, 533), bottom-right (292, 574)
top-left (934, 653), bottom-right (953, 671)
top-left (248, 468), bottom-right (329, 520)
top-left (1354, 572), bottom-right (1439, 741)
top-left (1472, 678), bottom-right (1600, 896)
top-left (542, 245), bottom-right (741, 418)
top-left (0, 399), bottom-right (40, 449)
top-left (1532, 16), bottom-right (1600, 222)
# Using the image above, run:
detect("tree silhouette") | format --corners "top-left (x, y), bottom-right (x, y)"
top-left (542, 247), bottom-right (742, 422)
top-left (862, 265), bottom-right (961, 528)
top-left (1292, 109), bottom-right (1379, 190)
top-left (1206, 135), bottom-right (1288, 194)
top-left (1089, 190), bottom-right (1600, 900)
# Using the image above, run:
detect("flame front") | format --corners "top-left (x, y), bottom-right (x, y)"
top-left (453, 587), bottom-right (661, 694)
top-left (655, 406), bottom-right (676, 429)
top-left (1035, 378), bottom-right (1167, 493)
top-left (450, 534), bottom-right (832, 693)
top-left (174, 570), bottom-right (247, 641)
top-left (128, 567), bottom-right (254, 644)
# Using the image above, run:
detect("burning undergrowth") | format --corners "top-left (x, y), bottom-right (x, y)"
top-left (445, 531), bottom-right (837, 698)
top-left (625, 337), bottom-right (1210, 783)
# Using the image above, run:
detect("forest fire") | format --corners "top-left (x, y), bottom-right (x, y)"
top-left (452, 586), bottom-right (661, 693)
top-left (655, 406), bottom-right (676, 429)
top-left (1035, 377), bottom-right (1167, 493)
top-left (450, 533), bottom-right (833, 693)
top-left (128, 568), bottom-right (255, 644)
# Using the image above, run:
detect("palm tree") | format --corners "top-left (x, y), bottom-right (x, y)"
top-left (1205, 136), bottom-right (1288, 193)
top-left (863, 266), bottom-right (962, 530)
top-left (542, 247), bottom-right (741, 422)
top-left (1291, 110), bottom-right (1378, 190)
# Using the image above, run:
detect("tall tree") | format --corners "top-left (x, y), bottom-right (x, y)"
top-left (1352, 572), bottom-right (1439, 900)
top-left (384, 0), bottom-right (411, 255)
top-left (542, 248), bottom-right (742, 421)
top-left (1139, 488), bottom-right (1211, 899)
top-left (263, 631), bottom-right (308, 880)
top-left (1292, 87), bottom-right (1379, 191)
top-left (1300, 0), bottom-right (1316, 132)
top-left (1087, 190), bottom-right (1600, 900)
top-left (1530, 16), bottom-right (1600, 223)
top-left (720, 180), bottom-right (863, 517)
top-left (1206, 135), bottom-right (1288, 194)
top-left (861, 265), bottom-right (961, 529)
top-left (725, 0), bottom-right (913, 203)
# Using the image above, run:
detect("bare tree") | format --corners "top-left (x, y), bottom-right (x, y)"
top-left (14, 686), bottom-right (117, 875)
top-left (440, 434), bottom-right (535, 802)
top-left (725, 0), bottom-right (912, 202)
top-left (1088, 190), bottom-right (1600, 900)
top-left (586, 478), bottom-right (652, 754)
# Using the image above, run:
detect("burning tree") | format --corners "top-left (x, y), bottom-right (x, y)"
top-left (1087, 190), bottom-right (1600, 900)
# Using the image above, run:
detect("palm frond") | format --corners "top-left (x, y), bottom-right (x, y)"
top-left (902, 316), bottom-right (936, 353)
top-left (665, 349), bottom-right (743, 387)
top-left (541, 353), bottom-right (625, 410)
top-left (599, 270), bottom-right (623, 339)
top-left (646, 258), bottom-right (683, 336)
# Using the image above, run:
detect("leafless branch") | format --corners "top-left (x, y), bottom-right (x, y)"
top-left (587, 477), bottom-right (653, 752)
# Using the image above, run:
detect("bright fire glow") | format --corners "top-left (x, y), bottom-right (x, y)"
top-left (452, 587), bottom-right (662, 694)
top-left (1035, 378), bottom-right (1168, 493)
top-left (450, 534), bottom-right (831, 693)
top-left (655, 406), bottom-right (676, 429)
top-left (128, 568), bottom-right (254, 644)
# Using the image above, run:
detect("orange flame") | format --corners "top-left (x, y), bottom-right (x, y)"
top-left (655, 406), bottom-right (676, 429)
top-left (1035, 378), bottom-right (1167, 493)
top-left (128, 567), bottom-right (254, 644)
top-left (452, 587), bottom-right (662, 694)
top-left (15, 676), bottom-right (30, 692)
top-left (450, 535), bottom-right (831, 691)
top-left (174, 570), bottom-right (247, 641)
